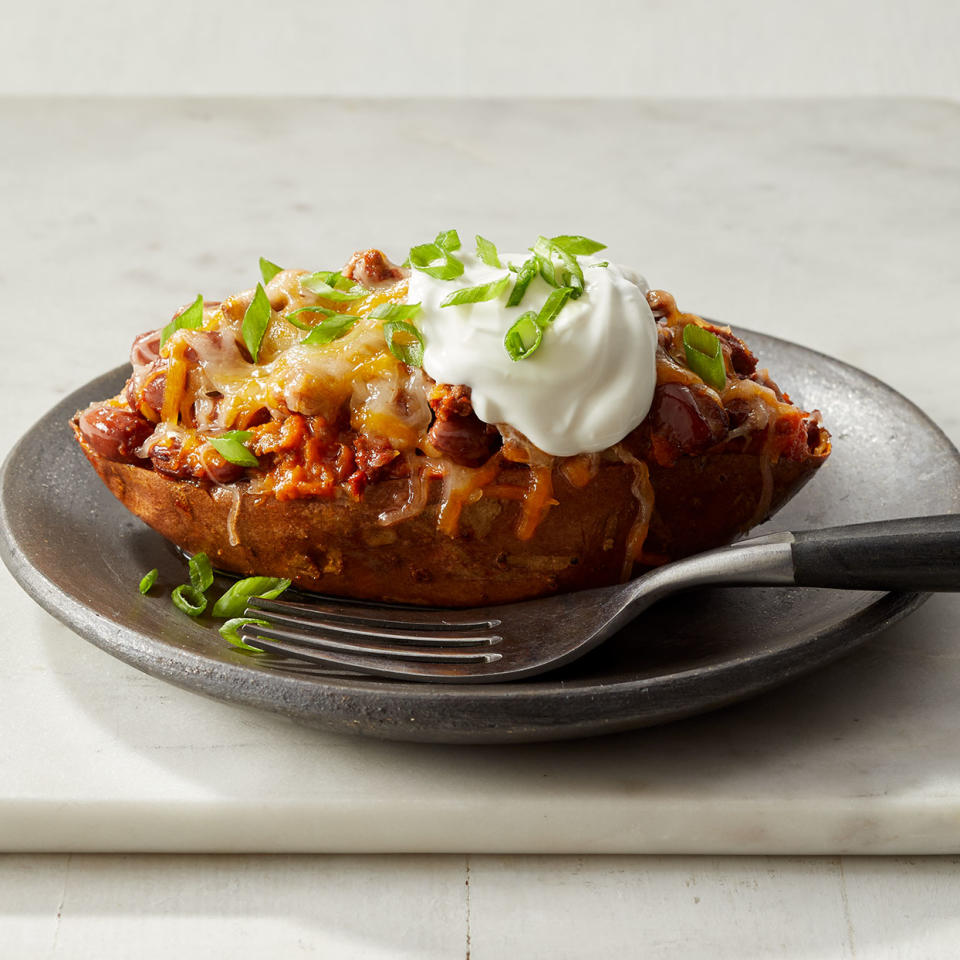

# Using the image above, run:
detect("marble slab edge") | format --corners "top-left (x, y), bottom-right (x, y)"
top-left (3, 798), bottom-right (958, 854)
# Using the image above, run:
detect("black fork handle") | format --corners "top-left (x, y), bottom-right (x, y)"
top-left (791, 514), bottom-right (960, 592)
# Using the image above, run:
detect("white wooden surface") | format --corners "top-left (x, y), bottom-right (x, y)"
top-left (4, 854), bottom-right (960, 959)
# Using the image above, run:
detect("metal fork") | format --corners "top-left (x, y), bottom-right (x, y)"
top-left (240, 515), bottom-right (960, 683)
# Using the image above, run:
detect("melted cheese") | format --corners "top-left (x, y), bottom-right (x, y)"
top-left (144, 261), bottom-right (805, 547)
top-left (612, 443), bottom-right (657, 576)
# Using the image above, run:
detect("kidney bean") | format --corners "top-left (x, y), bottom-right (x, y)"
top-left (149, 438), bottom-right (194, 479)
top-left (127, 360), bottom-right (170, 415)
top-left (650, 382), bottom-right (729, 456)
top-left (242, 407), bottom-right (272, 428)
top-left (428, 414), bottom-right (501, 467)
top-left (708, 326), bottom-right (757, 377)
top-left (182, 330), bottom-right (224, 363)
top-left (202, 447), bottom-right (246, 484)
top-left (142, 363), bottom-right (169, 413)
top-left (77, 405), bottom-right (155, 464)
top-left (130, 329), bottom-right (162, 367)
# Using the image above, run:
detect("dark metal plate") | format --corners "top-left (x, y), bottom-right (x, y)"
top-left (2, 331), bottom-right (958, 743)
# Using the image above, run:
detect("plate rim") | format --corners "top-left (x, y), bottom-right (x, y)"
top-left (2, 328), bottom-right (958, 742)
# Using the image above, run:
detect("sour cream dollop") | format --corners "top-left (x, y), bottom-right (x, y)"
top-left (410, 253), bottom-right (658, 457)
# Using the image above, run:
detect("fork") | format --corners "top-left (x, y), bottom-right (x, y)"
top-left (240, 514), bottom-right (960, 683)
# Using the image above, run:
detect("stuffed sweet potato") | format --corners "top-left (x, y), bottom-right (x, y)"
top-left (73, 234), bottom-right (829, 607)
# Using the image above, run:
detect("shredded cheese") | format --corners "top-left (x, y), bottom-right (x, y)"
top-left (613, 444), bottom-right (657, 577)
top-left (121, 268), bottom-right (820, 552)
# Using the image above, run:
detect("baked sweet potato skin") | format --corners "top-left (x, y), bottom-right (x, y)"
top-left (73, 418), bottom-right (829, 607)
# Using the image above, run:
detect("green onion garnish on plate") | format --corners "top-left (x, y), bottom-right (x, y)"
top-left (220, 617), bottom-right (270, 652)
top-left (139, 568), bottom-right (159, 595)
top-left (212, 577), bottom-right (292, 619)
top-left (188, 552), bottom-right (214, 593)
top-left (172, 583), bottom-right (207, 617)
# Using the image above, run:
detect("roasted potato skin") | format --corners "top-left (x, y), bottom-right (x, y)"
top-left (72, 418), bottom-right (829, 607)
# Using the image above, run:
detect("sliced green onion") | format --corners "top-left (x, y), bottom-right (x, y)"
top-left (440, 274), bottom-right (510, 308)
top-left (505, 311), bottom-right (543, 361)
top-left (434, 229), bottom-right (461, 252)
top-left (550, 235), bottom-right (607, 256)
top-left (531, 237), bottom-right (561, 286)
top-left (301, 270), bottom-right (353, 290)
top-left (208, 436), bottom-right (259, 468)
top-left (369, 302), bottom-right (422, 323)
top-left (506, 258), bottom-right (539, 307)
top-left (589, 261), bottom-right (609, 268)
top-left (475, 235), bottom-right (501, 268)
top-left (259, 256), bottom-right (283, 284)
top-left (220, 429), bottom-right (252, 442)
top-left (139, 568), bottom-right (159, 595)
top-left (331, 272), bottom-right (355, 290)
top-left (285, 305), bottom-right (343, 330)
top-left (188, 552), bottom-right (214, 593)
top-left (383, 319), bottom-right (425, 367)
top-left (160, 294), bottom-right (204, 348)
top-left (172, 583), bottom-right (207, 617)
top-left (300, 313), bottom-right (358, 345)
top-left (242, 283), bottom-right (272, 363)
top-left (211, 576), bottom-right (292, 619)
top-left (532, 236), bottom-right (584, 298)
top-left (409, 243), bottom-right (464, 281)
top-left (299, 272), bottom-right (366, 301)
top-left (682, 323), bottom-right (727, 392)
top-left (220, 617), bottom-right (270, 652)
top-left (537, 286), bottom-right (574, 326)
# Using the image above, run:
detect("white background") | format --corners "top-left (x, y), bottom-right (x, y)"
top-left (1, 0), bottom-right (958, 99)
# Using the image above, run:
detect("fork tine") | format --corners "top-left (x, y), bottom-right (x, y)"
top-left (239, 622), bottom-right (502, 669)
top-left (239, 631), bottom-right (497, 682)
top-left (244, 604), bottom-right (502, 646)
top-left (248, 595), bottom-right (501, 631)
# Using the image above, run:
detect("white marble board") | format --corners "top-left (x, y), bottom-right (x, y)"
top-left (1, 98), bottom-right (959, 853)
